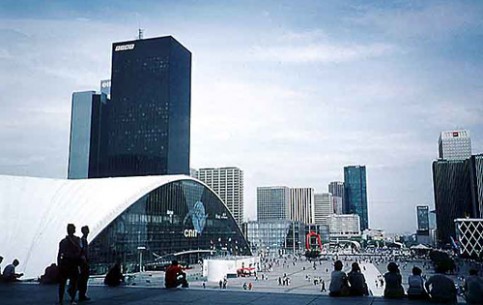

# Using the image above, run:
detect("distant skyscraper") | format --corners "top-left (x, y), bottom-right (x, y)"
top-left (100, 79), bottom-right (111, 98)
top-left (289, 188), bottom-right (315, 224)
top-left (432, 159), bottom-right (473, 245)
top-left (438, 130), bottom-right (471, 160)
top-left (332, 196), bottom-right (343, 214)
top-left (197, 167), bottom-right (244, 225)
top-left (314, 193), bottom-right (333, 225)
top-left (344, 165), bottom-right (368, 231)
top-left (99, 36), bottom-right (191, 177)
top-left (68, 91), bottom-right (107, 179)
top-left (469, 154), bottom-right (483, 218)
top-left (328, 181), bottom-right (345, 208)
top-left (257, 186), bottom-right (290, 220)
top-left (190, 168), bottom-right (198, 178)
top-left (417, 206), bottom-right (430, 231)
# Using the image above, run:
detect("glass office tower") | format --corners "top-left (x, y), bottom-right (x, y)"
top-left (98, 36), bottom-right (191, 177)
top-left (344, 165), bottom-right (368, 231)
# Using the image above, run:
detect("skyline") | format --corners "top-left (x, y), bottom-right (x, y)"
top-left (1, 1), bottom-right (483, 233)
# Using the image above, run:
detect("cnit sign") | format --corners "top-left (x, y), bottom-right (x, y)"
top-left (115, 44), bottom-right (135, 51)
top-left (184, 229), bottom-right (198, 238)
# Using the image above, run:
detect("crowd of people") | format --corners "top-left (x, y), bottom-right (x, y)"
top-left (327, 258), bottom-right (483, 304)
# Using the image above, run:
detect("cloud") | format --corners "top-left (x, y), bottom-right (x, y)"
top-left (248, 42), bottom-right (396, 64)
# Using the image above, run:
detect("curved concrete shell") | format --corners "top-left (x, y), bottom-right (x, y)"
top-left (0, 175), bottom-right (250, 279)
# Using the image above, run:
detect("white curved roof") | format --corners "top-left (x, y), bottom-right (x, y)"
top-left (0, 174), bottom-right (199, 279)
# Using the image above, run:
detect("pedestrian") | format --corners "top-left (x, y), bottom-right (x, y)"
top-left (321, 279), bottom-right (326, 292)
top-left (202, 281), bottom-right (206, 289)
top-left (223, 277), bottom-right (227, 289)
top-left (248, 282), bottom-right (253, 290)
top-left (329, 260), bottom-right (350, 297)
top-left (0, 255), bottom-right (3, 275)
top-left (219, 279), bottom-right (223, 289)
top-left (78, 226), bottom-right (90, 301)
top-left (58, 223), bottom-right (82, 305)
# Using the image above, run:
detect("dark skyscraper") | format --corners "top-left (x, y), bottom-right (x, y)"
top-left (328, 181), bottom-right (345, 210)
top-left (469, 154), bottom-right (483, 218)
top-left (432, 159), bottom-right (473, 245)
top-left (344, 165), bottom-right (368, 231)
top-left (416, 205), bottom-right (430, 231)
top-left (69, 36), bottom-right (191, 178)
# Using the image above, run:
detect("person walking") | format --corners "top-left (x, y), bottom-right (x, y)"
top-left (78, 226), bottom-right (90, 301)
top-left (58, 223), bottom-right (82, 305)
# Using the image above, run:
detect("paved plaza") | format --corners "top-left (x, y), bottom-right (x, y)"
top-left (0, 253), bottom-right (477, 304)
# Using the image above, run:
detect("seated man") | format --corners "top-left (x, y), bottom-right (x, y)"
top-left (165, 260), bottom-right (188, 288)
top-left (104, 259), bottom-right (125, 287)
top-left (2, 259), bottom-right (24, 282)
top-left (424, 266), bottom-right (457, 304)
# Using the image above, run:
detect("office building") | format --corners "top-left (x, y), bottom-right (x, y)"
top-left (68, 36), bottom-right (192, 178)
top-left (417, 206), bottom-right (430, 231)
top-left (313, 193), bottom-right (333, 225)
top-left (432, 159), bottom-right (473, 245)
top-left (328, 181), bottom-right (345, 209)
top-left (344, 165), bottom-right (369, 231)
top-left (327, 214), bottom-right (361, 238)
top-left (289, 188), bottom-right (315, 224)
top-left (257, 186), bottom-right (290, 220)
top-left (455, 218), bottom-right (483, 258)
top-left (332, 196), bottom-right (343, 214)
top-left (197, 167), bottom-right (244, 225)
top-left (68, 91), bottom-right (108, 179)
top-left (438, 130), bottom-right (471, 160)
top-left (469, 154), bottom-right (483, 218)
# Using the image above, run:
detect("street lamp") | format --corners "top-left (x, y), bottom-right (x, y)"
top-left (137, 246), bottom-right (146, 273)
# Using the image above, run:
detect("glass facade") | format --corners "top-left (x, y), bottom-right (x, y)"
top-left (95, 36), bottom-right (191, 177)
top-left (344, 166), bottom-right (368, 231)
top-left (243, 220), bottom-right (304, 255)
top-left (257, 186), bottom-right (290, 221)
top-left (417, 206), bottom-right (430, 231)
top-left (432, 159), bottom-right (473, 246)
top-left (88, 179), bottom-right (250, 274)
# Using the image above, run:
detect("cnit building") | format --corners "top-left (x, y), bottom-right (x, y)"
top-left (0, 36), bottom-right (251, 279)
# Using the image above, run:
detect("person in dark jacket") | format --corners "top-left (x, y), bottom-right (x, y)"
top-left (57, 223), bottom-right (82, 305)
top-left (104, 259), bottom-right (124, 287)
top-left (348, 262), bottom-right (368, 296)
top-left (78, 226), bottom-right (90, 301)
top-left (383, 262), bottom-right (404, 299)
top-left (425, 265), bottom-right (457, 304)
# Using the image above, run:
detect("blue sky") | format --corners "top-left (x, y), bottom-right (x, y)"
top-left (1, 1), bottom-right (482, 233)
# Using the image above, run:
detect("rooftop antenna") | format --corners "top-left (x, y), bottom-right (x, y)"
top-left (138, 28), bottom-right (144, 40)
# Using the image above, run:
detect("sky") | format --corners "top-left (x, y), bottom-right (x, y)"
top-left (0, 0), bottom-right (482, 233)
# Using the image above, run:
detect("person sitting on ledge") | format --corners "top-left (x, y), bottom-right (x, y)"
top-left (348, 262), bottom-right (369, 296)
top-left (407, 266), bottom-right (428, 300)
top-left (463, 269), bottom-right (483, 305)
top-left (383, 262), bottom-right (404, 299)
top-left (329, 260), bottom-right (349, 297)
top-left (40, 263), bottom-right (60, 284)
top-left (104, 259), bottom-right (124, 287)
top-left (425, 265), bottom-right (457, 304)
top-left (165, 260), bottom-right (188, 288)
top-left (2, 259), bottom-right (24, 282)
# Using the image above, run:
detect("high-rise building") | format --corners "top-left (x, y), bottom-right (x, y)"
top-left (332, 196), bottom-right (343, 214)
top-left (417, 206), bottom-right (430, 231)
top-left (257, 186), bottom-right (290, 220)
top-left (328, 181), bottom-right (345, 209)
top-left (313, 193), bottom-right (333, 225)
top-left (289, 188), bottom-right (314, 224)
top-left (68, 91), bottom-right (108, 179)
top-left (438, 130), bottom-right (471, 160)
top-left (432, 159), bottom-right (473, 245)
top-left (243, 220), bottom-right (305, 254)
top-left (68, 36), bottom-right (192, 178)
top-left (344, 165), bottom-right (368, 231)
top-left (469, 154), bottom-right (483, 218)
top-left (196, 167), bottom-right (244, 225)
top-left (326, 214), bottom-right (361, 238)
